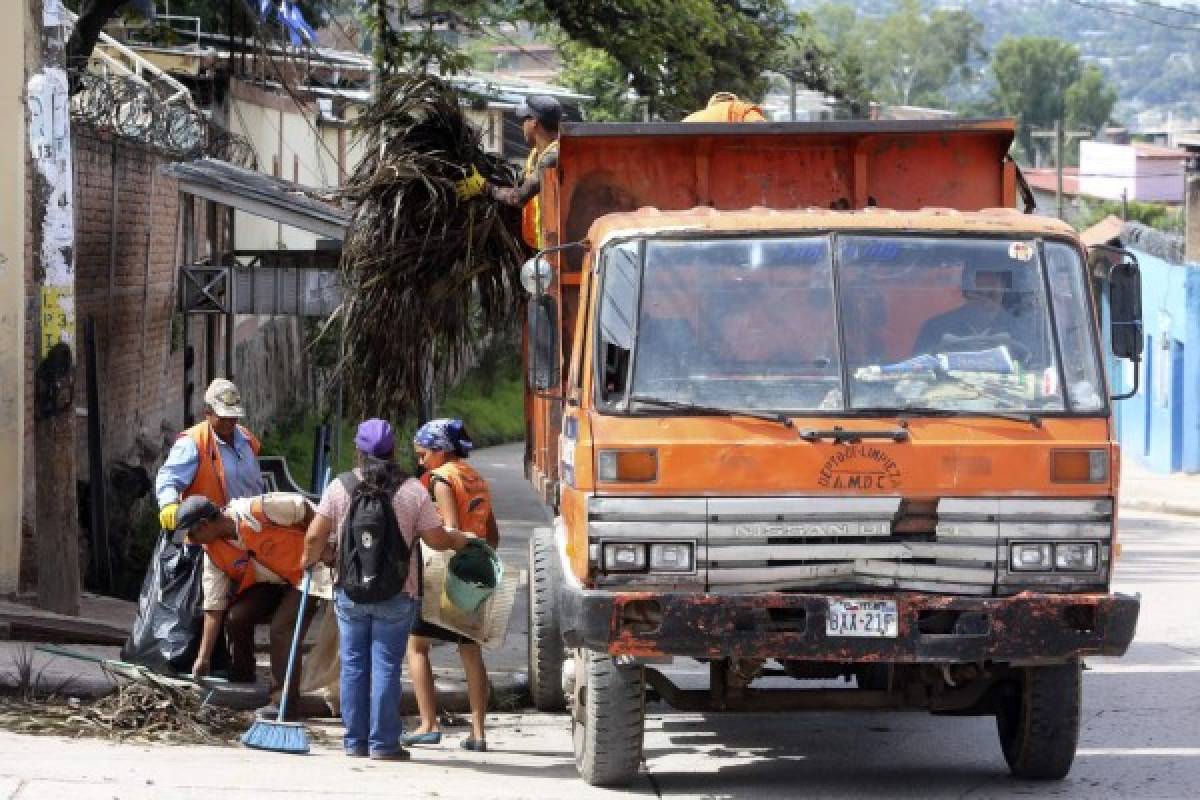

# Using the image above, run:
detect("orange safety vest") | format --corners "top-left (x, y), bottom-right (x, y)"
top-left (520, 140), bottom-right (559, 250)
top-left (422, 461), bottom-right (494, 546)
top-left (682, 100), bottom-right (767, 123)
top-left (179, 420), bottom-right (262, 507)
top-left (204, 497), bottom-right (307, 596)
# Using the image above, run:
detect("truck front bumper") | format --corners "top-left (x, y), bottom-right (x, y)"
top-left (559, 584), bottom-right (1140, 664)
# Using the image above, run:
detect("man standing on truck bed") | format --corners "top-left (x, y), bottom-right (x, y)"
top-left (457, 94), bottom-right (561, 249)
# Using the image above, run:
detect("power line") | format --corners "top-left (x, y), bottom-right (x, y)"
top-left (1063, 0), bottom-right (1200, 32)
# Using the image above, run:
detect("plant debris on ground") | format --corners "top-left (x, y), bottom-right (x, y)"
top-left (335, 74), bottom-right (526, 418)
top-left (0, 676), bottom-right (251, 746)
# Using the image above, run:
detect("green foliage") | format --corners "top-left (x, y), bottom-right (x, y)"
top-left (1066, 66), bottom-right (1118, 136)
top-left (558, 41), bottom-right (640, 121)
top-left (991, 36), bottom-right (1079, 159)
top-left (1076, 198), bottom-right (1184, 235)
top-left (808, 0), bottom-right (985, 110)
top-left (525, 0), bottom-right (795, 119)
top-left (260, 338), bottom-right (525, 483)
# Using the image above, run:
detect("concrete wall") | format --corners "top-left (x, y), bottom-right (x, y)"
top-left (0, 2), bottom-right (26, 594)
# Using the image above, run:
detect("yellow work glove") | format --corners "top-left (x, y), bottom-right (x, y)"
top-left (159, 502), bottom-right (180, 531)
top-left (455, 165), bottom-right (487, 200)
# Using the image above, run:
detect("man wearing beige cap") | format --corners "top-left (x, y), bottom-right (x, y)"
top-left (153, 379), bottom-right (265, 681)
top-left (156, 379), bottom-right (264, 528)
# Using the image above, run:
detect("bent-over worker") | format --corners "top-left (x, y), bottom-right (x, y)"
top-left (682, 91), bottom-right (767, 122)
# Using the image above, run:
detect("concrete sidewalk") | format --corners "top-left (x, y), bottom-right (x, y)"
top-left (0, 442), bottom-right (549, 715)
top-left (1120, 456), bottom-right (1200, 517)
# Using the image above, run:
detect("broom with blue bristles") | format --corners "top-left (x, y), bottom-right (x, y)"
top-left (241, 568), bottom-right (313, 754)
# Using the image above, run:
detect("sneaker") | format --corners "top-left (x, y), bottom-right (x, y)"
top-left (460, 738), bottom-right (487, 752)
top-left (369, 748), bottom-right (412, 761)
top-left (345, 748), bottom-right (368, 758)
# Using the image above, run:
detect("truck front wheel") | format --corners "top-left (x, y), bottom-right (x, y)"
top-left (995, 660), bottom-right (1082, 780)
top-left (527, 528), bottom-right (566, 711)
top-left (572, 649), bottom-right (646, 787)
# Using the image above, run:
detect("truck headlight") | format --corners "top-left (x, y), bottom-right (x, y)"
top-left (1010, 542), bottom-right (1053, 571)
top-left (649, 542), bottom-right (694, 573)
top-left (1054, 542), bottom-right (1098, 571)
top-left (603, 542), bottom-right (647, 572)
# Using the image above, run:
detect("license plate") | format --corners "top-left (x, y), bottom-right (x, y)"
top-left (826, 599), bottom-right (899, 638)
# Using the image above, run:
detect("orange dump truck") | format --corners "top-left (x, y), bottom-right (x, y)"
top-left (519, 120), bottom-right (1143, 786)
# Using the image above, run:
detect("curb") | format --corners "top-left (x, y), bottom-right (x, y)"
top-left (1120, 500), bottom-right (1200, 518)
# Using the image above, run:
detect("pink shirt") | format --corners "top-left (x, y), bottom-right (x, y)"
top-left (315, 471), bottom-right (442, 597)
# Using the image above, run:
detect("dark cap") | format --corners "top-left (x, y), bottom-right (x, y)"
top-left (515, 94), bottom-right (562, 128)
top-left (176, 496), bottom-right (220, 533)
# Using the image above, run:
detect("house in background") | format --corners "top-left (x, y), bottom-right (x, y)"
top-left (1079, 141), bottom-right (1188, 204)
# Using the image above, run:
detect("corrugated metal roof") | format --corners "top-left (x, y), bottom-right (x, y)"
top-left (162, 158), bottom-right (349, 240)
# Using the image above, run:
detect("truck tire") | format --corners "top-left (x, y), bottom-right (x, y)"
top-left (572, 649), bottom-right (645, 787)
top-left (528, 528), bottom-right (566, 711)
top-left (995, 660), bottom-right (1082, 780)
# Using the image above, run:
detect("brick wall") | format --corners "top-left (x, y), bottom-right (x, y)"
top-left (21, 128), bottom-right (184, 591)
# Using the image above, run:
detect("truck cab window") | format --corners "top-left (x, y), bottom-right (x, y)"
top-left (597, 242), bottom-right (641, 405)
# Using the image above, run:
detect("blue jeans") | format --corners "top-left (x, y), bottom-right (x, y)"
top-left (333, 589), bottom-right (419, 756)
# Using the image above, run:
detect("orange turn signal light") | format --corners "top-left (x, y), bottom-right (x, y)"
top-left (597, 449), bottom-right (658, 483)
top-left (1050, 449), bottom-right (1108, 483)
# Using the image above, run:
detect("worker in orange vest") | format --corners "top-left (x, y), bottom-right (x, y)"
top-left (155, 378), bottom-right (264, 529)
top-left (682, 91), bottom-right (767, 122)
top-left (456, 94), bottom-right (561, 249)
top-left (175, 492), bottom-right (317, 719)
top-left (404, 418), bottom-right (499, 752)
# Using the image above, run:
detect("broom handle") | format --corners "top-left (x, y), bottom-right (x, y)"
top-left (277, 568), bottom-right (312, 722)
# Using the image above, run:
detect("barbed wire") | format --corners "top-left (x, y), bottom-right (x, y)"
top-left (69, 71), bottom-right (257, 168)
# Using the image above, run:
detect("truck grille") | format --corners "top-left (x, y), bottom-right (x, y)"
top-left (588, 496), bottom-right (1113, 595)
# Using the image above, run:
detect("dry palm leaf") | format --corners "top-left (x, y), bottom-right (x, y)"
top-left (336, 75), bottom-right (525, 417)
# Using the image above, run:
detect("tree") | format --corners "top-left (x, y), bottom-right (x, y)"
top-left (809, 0), bottom-right (985, 110)
top-left (990, 36), bottom-right (1081, 162)
top-left (528, 1), bottom-right (795, 119)
top-left (558, 41), bottom-right (639, 122)
top-left (1066, 65), bottom-right (1118, 135)
top-left (990, 36), bottom-right (1118, 163)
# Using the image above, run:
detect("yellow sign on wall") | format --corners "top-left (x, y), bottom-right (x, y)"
top-left (39, 285), bottom-right (73, 357)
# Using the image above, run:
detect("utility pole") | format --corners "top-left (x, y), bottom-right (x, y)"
top-left (28, 0), bottom-right (81, 615)
top-left (1031, 120), bottom-right (1089, 221)
top-left (0, 0), bottom-right (27, 595)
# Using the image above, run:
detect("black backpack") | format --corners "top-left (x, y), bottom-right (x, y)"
top-left (336, 460), bottom-right (411, 603)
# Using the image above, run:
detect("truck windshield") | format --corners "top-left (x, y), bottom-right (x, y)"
top-left (597, 234), bottom-right (1105, 414)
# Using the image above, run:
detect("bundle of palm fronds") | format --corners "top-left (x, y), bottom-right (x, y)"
top-left (336, 75), bottom-right (526, 416)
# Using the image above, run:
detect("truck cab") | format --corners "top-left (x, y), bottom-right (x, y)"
top-left (521, 121), bottom-right (1142, 787)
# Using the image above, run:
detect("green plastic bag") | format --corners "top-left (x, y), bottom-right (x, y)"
top-left (444, 540), bottom-right (503, 613)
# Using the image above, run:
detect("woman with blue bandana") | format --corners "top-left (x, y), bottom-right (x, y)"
top-left (404, 419), bottom-right (499, 752)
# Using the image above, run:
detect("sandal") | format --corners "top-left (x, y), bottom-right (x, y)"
top-left (401, 731), bottom-right (443, 746)
top-left (460, 737), bottom-right (487, 752)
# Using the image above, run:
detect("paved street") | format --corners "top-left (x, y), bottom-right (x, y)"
top-left (2, 445), bottom-right (1199, 798)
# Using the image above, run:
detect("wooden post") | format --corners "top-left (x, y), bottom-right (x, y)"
top-left (29, 0), bottom-right (81, 615)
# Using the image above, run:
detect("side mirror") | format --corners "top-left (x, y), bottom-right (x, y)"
top-left (1109, 259), bottom-right (1143, 361)
top-left (528, 294), bottom-right (560, 392)
top-left (1101, 249), bottom-right (1142, 401)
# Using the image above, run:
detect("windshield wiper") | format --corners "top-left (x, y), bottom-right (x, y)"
top-left (628, 394), bottom-right (794, 429)
top-left (852, 405), bottom-right (1043, 428)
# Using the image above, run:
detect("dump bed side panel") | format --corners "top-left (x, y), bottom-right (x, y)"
top-left (545, 120), bottom-right (1018, 270)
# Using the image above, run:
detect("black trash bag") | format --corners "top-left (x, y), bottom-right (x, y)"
top-left (120, 531), bottom-right (228, 674)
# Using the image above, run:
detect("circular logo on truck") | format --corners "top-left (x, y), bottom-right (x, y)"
top-left (817, 445), bottom-right (902, 490)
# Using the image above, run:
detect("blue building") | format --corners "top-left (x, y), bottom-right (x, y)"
top-left (1094, 222), bottom-right (1200, 474)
